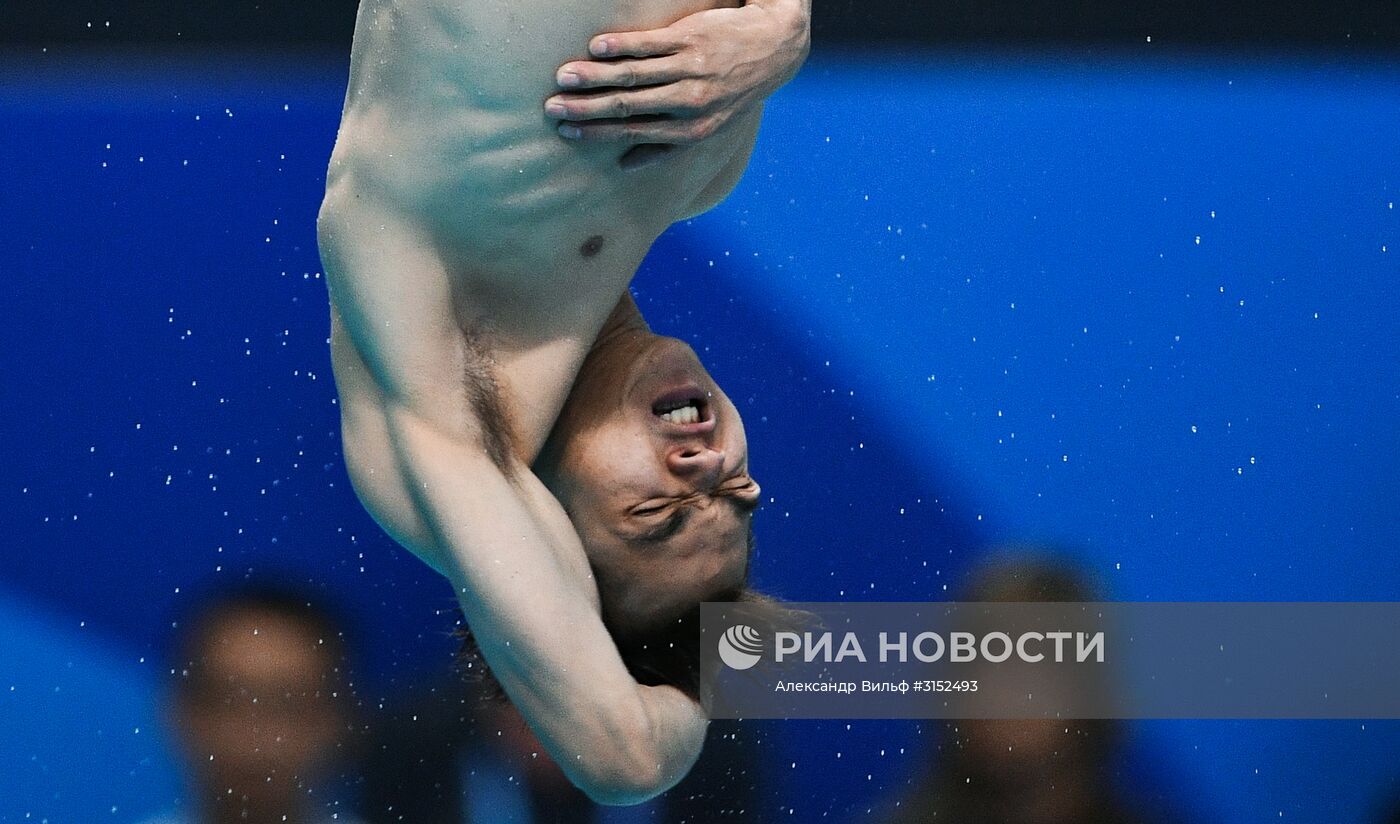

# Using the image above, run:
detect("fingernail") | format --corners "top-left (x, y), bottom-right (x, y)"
top-left (558, 123), bottom-right (582, 140)
top-left (557, 70), bottom-right (581, 88)
top-left (545, 101), bottom-right (568, 118)
top-left (590, 38), bottom-right (613, 57)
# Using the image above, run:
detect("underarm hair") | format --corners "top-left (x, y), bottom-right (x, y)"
top-left (459, 325), bottom-right (518, 478)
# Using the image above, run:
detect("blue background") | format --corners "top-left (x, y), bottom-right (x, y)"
top-left (2, 50), bottom-right (1398, 821)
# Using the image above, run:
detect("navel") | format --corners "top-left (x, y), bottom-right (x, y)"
top-left (579, 235), bottom-right (605, 258)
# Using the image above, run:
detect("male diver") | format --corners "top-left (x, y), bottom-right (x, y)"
top-left (317, 0), bottom-right (808, 806)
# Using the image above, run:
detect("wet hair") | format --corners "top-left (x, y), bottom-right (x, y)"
top-left (166, 578), bottom-right (351, 697)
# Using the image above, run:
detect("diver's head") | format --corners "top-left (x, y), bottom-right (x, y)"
top-left (454, 297), bottom-right (801, 699)
top-left (535, 319), bottom-right (760, 635)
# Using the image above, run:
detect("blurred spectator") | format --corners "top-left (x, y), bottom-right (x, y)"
top-left (884, 550), bottom-right (1174, 824)
top-left (142, 582), bottom-right (365, 824)
top-left (361, 672), bottom-right (765, 823)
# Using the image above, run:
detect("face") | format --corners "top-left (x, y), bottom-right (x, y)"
top-left (536, 331), bottom-right (760, 634)
top-left (171, 607), bottom-right (343, 798)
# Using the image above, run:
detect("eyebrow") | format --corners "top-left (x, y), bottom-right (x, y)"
top-left (728, 486), bottom-right (760, 514)
top-left (639, 508), bottom-right (692, 543)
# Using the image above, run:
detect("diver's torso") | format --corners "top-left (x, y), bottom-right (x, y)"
top-left (322, 0), bottom-right (758, 462)
top-left (327, 0), bottom-right (749, 293)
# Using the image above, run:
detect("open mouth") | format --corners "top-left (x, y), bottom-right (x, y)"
top-left (651, 386), bottom-right (712, 427)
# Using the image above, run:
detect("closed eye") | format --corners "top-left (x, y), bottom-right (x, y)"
top-left (639, 508), bottom-right (690, 543)
top-left (628, 474), bottom-right (757, 541)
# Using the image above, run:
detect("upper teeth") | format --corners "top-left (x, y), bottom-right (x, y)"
top-left (660, 404), bottom-right (701, 424)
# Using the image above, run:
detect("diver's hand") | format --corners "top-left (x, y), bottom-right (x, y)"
top-left (546, 0), bottom-right (810, 146)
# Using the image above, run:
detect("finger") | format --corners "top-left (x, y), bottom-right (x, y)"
top-left (557, 114), bottom-right (723, 146)
top-left (588, 27), bottom-right (688, 59)
top-left (546, 82), bottom-right (707, 122)
top-left (556, 55), bottom-right (689, 90)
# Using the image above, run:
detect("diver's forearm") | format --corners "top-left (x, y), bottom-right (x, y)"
top-left (750, 0), bottom-right (811, 29)
top-left (548, 0), bottom-right (810, 145)
top-left (372, 403), bottom-right (706, 804)
top-left (749, 0), bottom-right (811, 87)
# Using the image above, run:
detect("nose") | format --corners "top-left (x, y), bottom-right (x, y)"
top-left (665, 442), bottom-right (725, 485)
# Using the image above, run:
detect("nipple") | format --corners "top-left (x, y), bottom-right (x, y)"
top-left (580, 235), bottom-right (605, 258)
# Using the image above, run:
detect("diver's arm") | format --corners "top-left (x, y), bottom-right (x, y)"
top-left (680, 102), bottom-right (763, 219)
top-left (318, 193), bottom-right (707, 805)
top-left (362, 404), bottom-right (707, 805)
top-left (546, 0), bottom-right (810, 145)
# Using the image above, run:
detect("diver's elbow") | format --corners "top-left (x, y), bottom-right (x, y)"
top-left (577, 760), bottom-right (670, 807)
top-left (573, 724), bottom-right (684, 807)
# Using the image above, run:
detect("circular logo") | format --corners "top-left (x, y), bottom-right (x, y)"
top-left (718, 624), bottom-right (764, 670)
